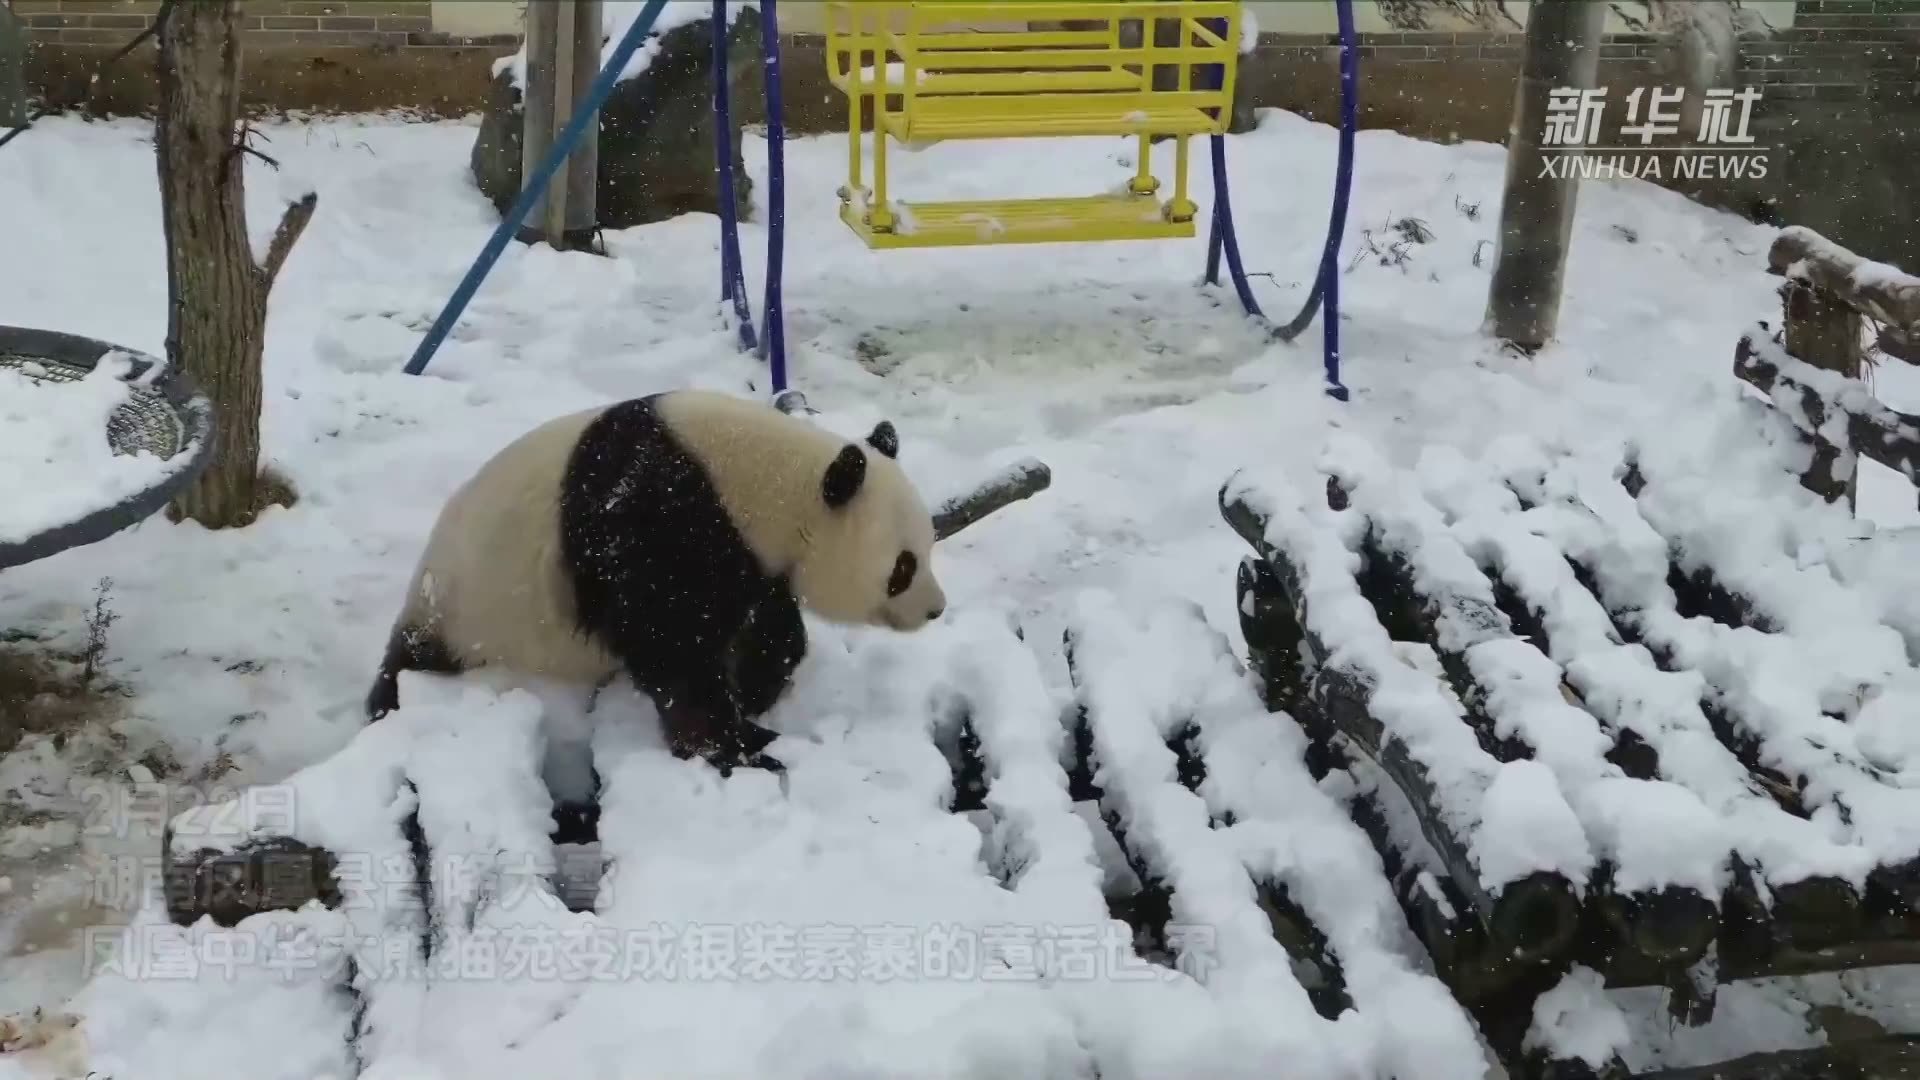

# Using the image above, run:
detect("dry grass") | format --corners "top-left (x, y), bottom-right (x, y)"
top-left (0, 645), bottom-right (126, 761)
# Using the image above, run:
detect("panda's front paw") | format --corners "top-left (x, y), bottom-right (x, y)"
top-left (735, 720), bottom-right (780, 760)
top-left (708, 738), bottom-right (785, 779)
top-left (740, 750), bottom-right (786, 776)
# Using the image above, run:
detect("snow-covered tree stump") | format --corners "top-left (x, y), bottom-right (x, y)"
top-left (162, 678), bottom-right (576, 942)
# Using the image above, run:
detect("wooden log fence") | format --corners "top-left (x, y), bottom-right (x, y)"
top-left (1736, 226), bottom-right (1920, 513)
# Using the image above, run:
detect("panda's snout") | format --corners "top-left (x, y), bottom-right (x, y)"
top-left (927, 603), bottom-right (946, 621)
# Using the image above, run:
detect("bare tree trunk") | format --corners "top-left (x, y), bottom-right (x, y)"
top-left (154, 0), bottom-right (315, 529)
top-left (1483, 0), bottom-right (1605, 351)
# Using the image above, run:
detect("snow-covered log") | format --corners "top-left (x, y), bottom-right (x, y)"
top-left (1062, 597), bottom-right (1354, 1022)
top-left (1319, 444), bottom-right (1719, 969)
top-left (1640, 1036), bottom-right (1920, 1080)
top-left (1218, 473), bottom-right (1584, 970)
top-left (162, 678), bottom-right (564, 948)
top-left (1413, 444), bottom-right (1878, 976)
top-left (1496, 446), bottom-right (1920, 950)
top-left (933, 457), bottom-right (1052, 540)
top-left (1768, 227), bottom-right (1920, 344)
top-left (1734, 327), bottom-right (1920, 497)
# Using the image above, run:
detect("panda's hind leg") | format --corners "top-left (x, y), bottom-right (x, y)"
top-left (642, 665), bottom-right (783, 777)
top-left (729, 585), bottom-right (808, 724)
top-left (365, 622), bottom-right (463, 721)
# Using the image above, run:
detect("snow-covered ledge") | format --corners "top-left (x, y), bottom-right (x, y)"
top-left (491, 1), bottom-right (760, 91)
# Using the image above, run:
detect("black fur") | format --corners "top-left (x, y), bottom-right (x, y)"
top-left (366, 623), bottom-right (463, 720)
top-left (866, 420), bottom-right (899, 459)
top-left (821, 444), bottom-right (868, 508)
top-left (728, 580), bottom-right (808, 720)
top-left (557, 395), bottom-right (809, 773)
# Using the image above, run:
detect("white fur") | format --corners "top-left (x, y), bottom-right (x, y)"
top-left (396, 406), bottom-right (620, 683)
top-left (655, 390), bottom-right (946, 629)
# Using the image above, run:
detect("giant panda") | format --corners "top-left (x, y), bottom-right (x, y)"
top-left (364, 388), bottom-right (947, 775)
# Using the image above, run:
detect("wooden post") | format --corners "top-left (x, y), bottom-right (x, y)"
top-left (1484, 0), bottom-right (1606, 351)
top-left (1782, 279), bottom-right (1864, 512)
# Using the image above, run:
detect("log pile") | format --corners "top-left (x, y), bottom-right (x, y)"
top-left (1220, 433), bottom-right (1920, 1080)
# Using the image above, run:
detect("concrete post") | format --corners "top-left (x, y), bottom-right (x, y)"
top-left (563, 0), bottom-right (602, 247)
top-left (519, 0), bottom-right (559, 245)
top-left (1484, 0), bottom-right (1607, 351)
top-left (521, 0), bottom-right (601, 251)
top-left (542, 0), bottom-right (576, 245)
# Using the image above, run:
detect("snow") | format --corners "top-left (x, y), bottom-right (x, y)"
top-left (5, 93), bottom-right (1920, 1077)
top-left (1494, 436), bottom-right (1920, 885)
top-left (1222, 463), bottom-right (1594, 897)
top-left (1774, 224), bottom-right (1920, 329)
top-left (494, 1), bottom-right (759, 90)
top-left (1323, 433), bottom-right (1735, 896)
top-left (0, 351), bottom-right (195, 547)
top-left (858, 62), bottom-right (929, 89)
top-left (1524, 966), bottom-right (1631, 1069)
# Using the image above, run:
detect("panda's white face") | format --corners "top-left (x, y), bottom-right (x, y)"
top-left (790, 421), bottom-right (946, 632)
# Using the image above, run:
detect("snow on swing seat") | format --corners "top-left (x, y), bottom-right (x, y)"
top-left (0, 325), bottom-right (215, 572)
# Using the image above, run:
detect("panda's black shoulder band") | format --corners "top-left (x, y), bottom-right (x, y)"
top-left (822, 444), bottom-right (868, 508)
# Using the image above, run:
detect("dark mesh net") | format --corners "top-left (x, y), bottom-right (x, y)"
top-left (0, 351), bottom-right (188, 459)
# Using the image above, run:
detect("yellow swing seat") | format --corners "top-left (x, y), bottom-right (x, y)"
top-left (825, 0), bottom-right (1244, 250)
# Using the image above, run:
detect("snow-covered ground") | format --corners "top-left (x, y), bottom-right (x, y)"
top-left (0, 354), bottom-right (192, 549)
top-left (4, 97), bottom-right (1920, 1079)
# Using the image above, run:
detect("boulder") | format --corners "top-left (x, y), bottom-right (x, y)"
top-left (470, 6), bottom-right (765, 232)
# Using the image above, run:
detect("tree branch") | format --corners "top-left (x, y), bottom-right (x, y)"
top-left (932, 458), bottom-right (1052, 541)
top-left (258, 191), bottom-right (317, 285)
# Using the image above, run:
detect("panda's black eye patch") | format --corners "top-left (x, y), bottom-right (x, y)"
top-left (887, 551), bottom-right (917, 597)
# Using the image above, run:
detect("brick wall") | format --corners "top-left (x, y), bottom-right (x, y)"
top-left (15, 1), bottom-right (1920, 123)
top-left (10, 0), bottom-right (518, 49)
top-left (12, 0), bottom-right (1920, 264)
top-left (1743, 0), bottom-right (1920, 100)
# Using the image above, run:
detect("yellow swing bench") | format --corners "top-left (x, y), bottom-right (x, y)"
top-left (824, 0), bottom-right (1244, 249)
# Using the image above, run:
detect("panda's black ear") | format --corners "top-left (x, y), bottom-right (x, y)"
top-left (865, 420), bottom-right (899, 459)
top-left (822, 444), bottom-right (868, 508)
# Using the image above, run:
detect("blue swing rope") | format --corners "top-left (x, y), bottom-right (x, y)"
top-left (407, 0), bottom-right (1350, 406)
top-left (711, 0), bottom-right (793, 408)
top-left (713, 0), bottom-right (756, 352)
top-left (403, 0), bottom-right (788, 397)
top-left (1202, 0), bottom-right (1358, 401)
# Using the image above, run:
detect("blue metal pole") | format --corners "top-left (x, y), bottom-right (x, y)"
top-left (712, 0), bottom-right (755, 350)
top-left (1197, 3), bottom-right (1356, 400)
top-left (756, 0), bottom-right (788, 397)
top-left (1322, 0), bottom-right (1358, 402)
top-left (403, 0), bottom-right (672, 377)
